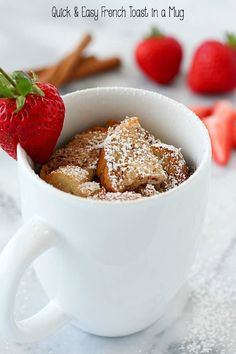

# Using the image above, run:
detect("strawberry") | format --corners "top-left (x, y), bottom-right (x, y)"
top-left (135, 27), bottom-right (182, 84)
top-left (202, 113), bottom-right (234, 165)
top-left (194, 100), bottom-right (236, 161)
top-left (0, 68), bottom-right (65, 164)
top-left (213, 100), bottom-right (236, 150)
top-left (190, 105), bottom-right (213, 119)
top-left (226, 33), bottom-right (236, 87)
top-left (213, 100), bottom-right (236, 120)
top-left (233, 123), bottom-right (236, 148)
top-left (188, 39), bottom-right (236, 94)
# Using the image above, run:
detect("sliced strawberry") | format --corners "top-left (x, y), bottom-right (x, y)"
top-left (202, 114), bottom-right (234, 165)
top-left (233, 123), bottom-right (236, 148)
top-left (190, 105), bottom-right (213, 119)
top-left (213, 100), bottom-right (236, 120)
top-left (213, 100), bottom-right (236, 150)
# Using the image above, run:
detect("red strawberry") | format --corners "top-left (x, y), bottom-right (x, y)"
top-left (135, 27), bottom-right (182, 84)
top-left (233, 123), bottom-right (236, 148)
top-left (0, 69), bottom-right (65, 164)
top-left (213, 100), bottom-right (236, 120)
top-left (226, 33), bottom-right (236, 69)
top-left (202, 113), bottom-right (234, 165)
top-left (213, 100), bottom-right (236, 149)
top-left (188, 40), bottom-right (236, 94)
top-left (190, 105), bottom-right (213, 119)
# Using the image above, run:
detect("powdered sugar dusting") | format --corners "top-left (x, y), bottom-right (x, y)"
top-left (103, 117), bottom-right (166, 191)
top-left (41, 128), bottom-right (107, 176)
top-left (152, 142), bottom-right (190, 191)
top-left (41, 117), bottom-right (191, 200)
top-left (52, 165), bottom-right (89, 182)
top-left (138, 184), bottom-right (159, 197)
top-left (152, 141), bottom-right (181, 154)
top-left (93, 191), bottom-right (142, 201)
top-left (73, 130), bottom-right (106, 152)
top-left (79, 181), bottom-right (101, 194)
top-left (66, 129), bottom-right (107, 170)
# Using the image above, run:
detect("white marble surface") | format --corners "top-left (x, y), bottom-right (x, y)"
top-left (0, 0), bottom-right (236, 352)
top-left (1, 146), bottom-right (236, 354)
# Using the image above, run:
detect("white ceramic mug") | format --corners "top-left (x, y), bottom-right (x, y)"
top-left (0, 87), bottom-right (211, 343)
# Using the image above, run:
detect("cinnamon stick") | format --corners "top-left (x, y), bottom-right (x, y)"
top-left (66, 57), bottom-right (121, 81)
top-left (27, 34), bottom-right (121, 88)
top-left (34, 57), bottom-right (121, 86)
top-left (31, 56), bottom-right (96, 77)
top-left (40, 34), bottom-right (92, 86)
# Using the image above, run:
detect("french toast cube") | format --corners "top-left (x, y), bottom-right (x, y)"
top-left (97, 117), bottom-right (166, 192)
top-left (136, 184), bottom-right (159, 197)
top-left (40, 127), bottom-right (107, 179)
top-left (76, 182), bottom-right (102, 198)
top-left (151, 143), bottom-right (190, 191)
top-left (44, 165), bottom-right (93, 196)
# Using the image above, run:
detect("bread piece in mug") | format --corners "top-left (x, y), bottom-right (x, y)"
top-left (40, 127), bottom-right (107, 179)
top-left (44, 165), bottom-right (93, 196)
top-left (97, 117), bottom-right (166, 192)
top-left (105, 120), bottom-right (120, 128)
top-left (151, 143), bottom-right (190, 191)
top-left (76, 181), bottom-right (103, 198)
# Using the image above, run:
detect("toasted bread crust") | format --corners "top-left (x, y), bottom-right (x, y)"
top-left (105, 120), bottom-right (120, 128)
top-left (96, 149), bottom-right (115, 192)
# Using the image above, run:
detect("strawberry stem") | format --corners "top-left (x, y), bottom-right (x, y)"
top-left (146, 26), bottom-right (165, 39)
top-left (226, 32), bottom-right (236, 49)
top-left (0, 68), bottom-right (16, 88)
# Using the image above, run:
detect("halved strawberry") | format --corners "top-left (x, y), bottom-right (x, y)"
top-left (202, 113), bottom-right (234, 165)
top-left (213, 100), bottom-right (236, 150)
top-left (213, 100), bottom-right (236, 120)
top-left (233, 123), bottom-right (236, 148)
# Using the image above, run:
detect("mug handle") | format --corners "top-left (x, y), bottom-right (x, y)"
top-left (0, 217), bottom-right (69, 343)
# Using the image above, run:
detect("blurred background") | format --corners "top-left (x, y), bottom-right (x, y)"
top-left (0, 0), bottom-right (235, 105)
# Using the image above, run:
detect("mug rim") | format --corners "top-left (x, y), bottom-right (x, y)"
top-left (17, 87), bottom-right (211, 205)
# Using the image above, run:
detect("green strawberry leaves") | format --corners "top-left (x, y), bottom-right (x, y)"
top-left (12, 71), bottom-right (33, 96)
top-left (0, 86), bottom-right (16, 99)
top-left (0, 71), bottom-right (16, 98)
top-left (0, 68), bottom-right (45, 112)
top-left (30, 84), bottom-right (44, 96)
top-left (16, 96), bottom-right (26, 112)
top-left (226, 32), bottom-right (236, 50)
top-left (146, 26), bottom-right (165, 39)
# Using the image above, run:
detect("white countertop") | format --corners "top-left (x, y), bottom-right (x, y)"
top-left (0, 0), bottom-right (236, 352)
top-left (1, 147), bottom-right (236, 354)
